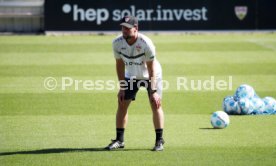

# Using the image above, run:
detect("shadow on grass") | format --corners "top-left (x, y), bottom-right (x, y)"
top-left (0, 148), bottom-right (150, 156)
top-left (199, 127), bottom-right (221, 130)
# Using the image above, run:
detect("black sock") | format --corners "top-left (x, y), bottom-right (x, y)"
top-left (116, 128), bottom-right (125, 142)
top-left (155, 129), bottom-right (163, 142)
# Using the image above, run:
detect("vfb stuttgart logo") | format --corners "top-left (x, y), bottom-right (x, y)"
top-left (235, 6), bottom-right (248, 21)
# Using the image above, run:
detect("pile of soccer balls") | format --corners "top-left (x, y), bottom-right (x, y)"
top-left (211, 84), bottom-right (276, 129)
top-left (223, 84), bottom-right (276, 115)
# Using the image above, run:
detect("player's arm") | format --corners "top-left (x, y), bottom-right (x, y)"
top-left (116, 58), bottom-right (126, 103)
top-left (116, 58), bottom-right (125, 87)
top-left (145, 39), bottom-right (158, 95)
top-left (113, 40), bottom-right (126, 103)
top-left (147, 60), bottom-right (161, 109)
top-left (146, 61), bottom-right (157, 92)
top-left (113, 40), bottom-right (124, 83)
top-left (145, 38), bottom-right (160, 108)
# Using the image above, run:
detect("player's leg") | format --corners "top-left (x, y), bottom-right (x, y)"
top-left (116, 99), bottom-right (132, 141)
top-left (105, 79), bottom-right (138, 150)
top-left (116, 79), bottom-right (139, 142)
top-left (148, 77), bottom-right (165, 151)
top-left (105, 99), bottom-right (132, 151)
top-left (150, 104), bottom-right (164, 130)
top-left (150, 100), bottom-right (165, 151)
top-left (116, 99), bottom-right (132, 128)
top-left (150, 105), bottom-right (165, 151)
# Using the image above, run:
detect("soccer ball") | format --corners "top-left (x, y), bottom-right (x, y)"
top-left (211, 111), bottom-right (230, 129)
top-left (251, 97), bottom-right (265, 114)
top-left (238, 98), bottom-right (254, 115)
top-left (263, 97), bottom-right (276, 114)
top-left (234, 84), bottom-right (255, 100)
top-left (223, 96), bottom-right (241, 115)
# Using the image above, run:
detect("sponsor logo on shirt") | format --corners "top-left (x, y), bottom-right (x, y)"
top-left (125, 61), bottom-right (144, 66)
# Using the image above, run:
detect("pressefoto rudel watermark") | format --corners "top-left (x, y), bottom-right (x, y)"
top-left (43, 76), bottom-right (233, 91)
top-left (177, 76), bottom-right (232, 91)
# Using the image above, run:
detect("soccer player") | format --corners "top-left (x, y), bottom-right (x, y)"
top-left (105, 16), bottom-right (165, 151)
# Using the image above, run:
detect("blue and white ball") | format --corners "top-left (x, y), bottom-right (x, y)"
top-left (251, 97), bottom-right (265, 114)
top-left (223, 96), bottom-right (241, 115)
top-left (263, 97), bottom-right (276, 114)
top-left (238, 98), bottom-right (254, 115)
top-left (234, 84), bottom-right (255, 100)
top-left (211, 111), bottom-right (230, 129)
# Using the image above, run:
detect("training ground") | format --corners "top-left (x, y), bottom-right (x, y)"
top-left (0, 33), bottom-right (276, 165)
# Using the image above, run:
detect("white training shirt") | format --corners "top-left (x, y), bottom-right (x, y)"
top-left (112, 33), bottom-right (162, 80)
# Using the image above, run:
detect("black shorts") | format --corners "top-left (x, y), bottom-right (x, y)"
top-left (124, 78), bottom-right (151, 100)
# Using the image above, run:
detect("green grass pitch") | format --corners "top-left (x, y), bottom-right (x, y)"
top-left (0, 33), bottom-right (276, 165)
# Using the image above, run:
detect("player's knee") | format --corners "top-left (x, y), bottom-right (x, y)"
top-left (151, 104), bottom-right (162, 113)
top-left (118, 102), bottom-right (128, 112)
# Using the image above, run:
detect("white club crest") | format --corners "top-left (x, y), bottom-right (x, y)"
top-left (235, 6), bottom-right (248, 21)
top-left (125, 17), bottom-right (130, 22)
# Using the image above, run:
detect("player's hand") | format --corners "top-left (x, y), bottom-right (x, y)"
top-left (117, 90), bottom-right (125, 104)
top-left (150, 92), bottom-right (161, 109)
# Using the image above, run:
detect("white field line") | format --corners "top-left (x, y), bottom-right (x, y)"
top-left (248, 39), bottom-right (276, 52)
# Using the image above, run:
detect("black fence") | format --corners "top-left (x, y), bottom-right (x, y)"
top-left (45, 0), bottom-right (276, 31)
